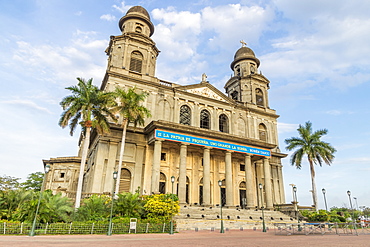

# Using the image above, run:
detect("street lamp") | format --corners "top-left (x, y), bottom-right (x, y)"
top-left (218, 180), bottom-right (224, 233)
top-left (289, 184), bottom-right (296, 203)
top-left (293, 186), bottom-right (301, 231)
top-left (259, 183), bottom-right (266, 232)
top-left (107, 171), bottom-right (118, 236)
top-left (170, 175), bottom-right (175, 235)
top-left (29, 164), bottom-right (50, 236)
top-left (353, 197), bottom-right (358, 211)
top-left (347, 190), bottom-right (356, 229)
top-left (322, 188), bottom-right (328, 211)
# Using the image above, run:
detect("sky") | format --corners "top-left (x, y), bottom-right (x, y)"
top-left (1, 0), bottom-right (369, 211)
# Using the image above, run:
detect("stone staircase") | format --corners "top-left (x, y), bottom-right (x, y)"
top-left (174, 205), bottom-right (299, 231)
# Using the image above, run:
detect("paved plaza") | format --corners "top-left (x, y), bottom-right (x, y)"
top-left (0, 230), bottom-right (369, 247)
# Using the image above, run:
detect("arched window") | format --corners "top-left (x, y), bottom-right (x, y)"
top-left (159, 172), bottom-right (166, 194)
top-left (256, 88), bottom-right (264, 107)
top-left (180, 105), bottom-right (191, 125)
top-left (219, 114), bottom-right (229, 133)
top-left (239, 181), bottom-right (247, 209)
top-left (231, 91), bottom-right (238, 101)
top-left (259, 123), bottom-right (267, 142)
top-left (200, 109), bottom-right (210, 129)
top-left (129, 51), bottom-right (143, 73)
top-left (119, 168), bottom-right (131, 193)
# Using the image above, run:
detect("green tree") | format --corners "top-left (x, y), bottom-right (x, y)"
top-left (0, 175), bottom-right (20, 191)
top-left (114, 192), bottom-right (144, 218)
top-left (59, 78), bottom-right (116, 208)
top-left (15, 190), bottom-right (73, 223)
top-left (285, 121), bottom-right (336, 211)
top-left (112, 87), bottom-right (151, 194)
top-left (0, 189), bottom-right (33, 220)
top-left (21, 172), bottom-right (44, 191)
top-left (74, 194), bottom-right (111, 221)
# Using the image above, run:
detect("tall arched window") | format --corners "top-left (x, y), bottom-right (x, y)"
top-left (180, 105), bottom-right (191, 125)
top-left (119, 168), bottom-right (131, 193)
top-left (200, 109), bottom-right (210, 129)
top-left (159, 172), bottom-right (166, 194)
top-left (129, 51), bottom-right (143, 73)
top-left (259, 123), bottom-right (267, 142)
top-left (219, 114), bottom-right (229, 133)
top-left (239, 181), bottom-right (247, 209)
top-left (256, 88), bottom-right (264, 107)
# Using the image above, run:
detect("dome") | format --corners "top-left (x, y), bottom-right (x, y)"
top-left (230, 46), bottom-right (260, 70)
top-left (126, 6), bottom-right (151, 20)
top-left (119, 6), bottom-right (154, 37)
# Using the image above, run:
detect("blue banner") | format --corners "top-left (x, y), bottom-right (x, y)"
top-left (155, 129), bottom-right (270, 157)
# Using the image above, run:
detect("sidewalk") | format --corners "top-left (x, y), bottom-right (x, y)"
top-left (0, 229), bottom-right (369, 247)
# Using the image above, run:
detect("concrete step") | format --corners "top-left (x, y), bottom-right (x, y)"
top-left (174, 206), bottom-right (301, 230)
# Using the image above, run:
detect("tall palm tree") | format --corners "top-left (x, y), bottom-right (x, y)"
top-left (113, 87), bottom-right (151, 194)
top-left (285, 121), bottom-right (336, 211)
top-left (59, 78), bottom-right (116, 208)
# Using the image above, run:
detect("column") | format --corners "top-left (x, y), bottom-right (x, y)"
top-left (150, 140), bottom-right (162, 194)
top-left (278, 165), bottom-right (286, 203)
top-left (132, 145), bottom-right (145, 193)
top-left (178, 143), bottom-right (188, 204)
top-left (225, 151), bottom-right (234, 207)
top-left (263, 157), bottom-right (273, 209)
top-left (272, 165), bottom-right (280, 205)
top-left (244, 154), bottom-right (256, 208)
top-left (203, 147), bottom-right (211, 206)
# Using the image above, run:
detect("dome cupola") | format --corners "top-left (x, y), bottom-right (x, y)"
top-left (118, 6), bottom-right (155, 37)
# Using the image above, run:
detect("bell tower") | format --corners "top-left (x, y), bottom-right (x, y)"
top-left (103, 6), bottom-right (159, 84)
top-left (224, 42), bottom-right (270, 108)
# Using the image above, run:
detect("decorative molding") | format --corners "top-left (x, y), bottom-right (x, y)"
top-left (185, 87), bottom-right (227, 102)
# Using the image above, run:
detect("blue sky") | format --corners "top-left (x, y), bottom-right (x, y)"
top-left (1, 0), bottom-right (369, 210)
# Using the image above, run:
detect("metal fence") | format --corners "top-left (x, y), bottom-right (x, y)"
top-left (274, 222), bottom-right (370, 236)
top-left (0, 221), bottom-right (173, 235)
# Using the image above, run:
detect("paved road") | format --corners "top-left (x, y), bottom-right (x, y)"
top-left (0, 230), bottom-right (369, 247)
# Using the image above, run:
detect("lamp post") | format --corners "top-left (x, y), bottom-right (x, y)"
top-left (107, 171), bottom-right (118, 236)
top-left (218, 180), bottom-right (224, 233)
top-left (29, 164), bottom-right (50, 236)
top-left (347, 190), bottom-right (356, 230)
top-left (259, 183), bottom-right (266, 232)
top-left (170, 175), bottom-right (175, 235)
top-left (353, 197), bottom-right (358, 211)
top-left (289, 184), bottom-right (296, 203)
top-left (293, 186), bottom-right (301, 231)
top-left (322, 188), bottom-right (328, 211)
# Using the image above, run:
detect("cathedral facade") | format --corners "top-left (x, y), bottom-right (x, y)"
top-left (43, 6), bottom-right (286, 209)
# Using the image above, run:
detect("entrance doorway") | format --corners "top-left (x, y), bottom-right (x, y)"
top-left (239, 181), bottom-right (247, 209)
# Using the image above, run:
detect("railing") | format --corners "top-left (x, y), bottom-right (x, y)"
top-left (0, 221), bottom-right (174, 235)
top-left (274, 222), bottom-right (370, 236)
top-left (65, 192), bottom-right (111, 200)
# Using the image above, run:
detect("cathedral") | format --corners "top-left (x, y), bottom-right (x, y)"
top-left (43, 6), bottom-right (287, 210)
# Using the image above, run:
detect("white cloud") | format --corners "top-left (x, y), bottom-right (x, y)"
top-left (201, 4), bottom-right (274, 48)
top-left (278, 122), bottom-right (298, 134)
top-left (11, 31), bottom-right (108, 86)
top-left (100, 14), bottom-right (116, 22)
top-left (113, 1), bottom-right (131, 14)
top-left (151, 4), bottom-right (274, 83)
top-left (0, 99), bottom-right (53, 114)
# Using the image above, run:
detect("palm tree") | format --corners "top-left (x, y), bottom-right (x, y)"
top-left (114, 192), bottom-right (144, 218)
top-left (285, 121), bottom-right (336, 211)
top-left (59, 78), bottom-right (116, 208)
top-left (113, 87), bottom-right (151, 194)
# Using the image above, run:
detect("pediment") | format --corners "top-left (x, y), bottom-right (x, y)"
top-left (174, 82), bottom-right (232, 103)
